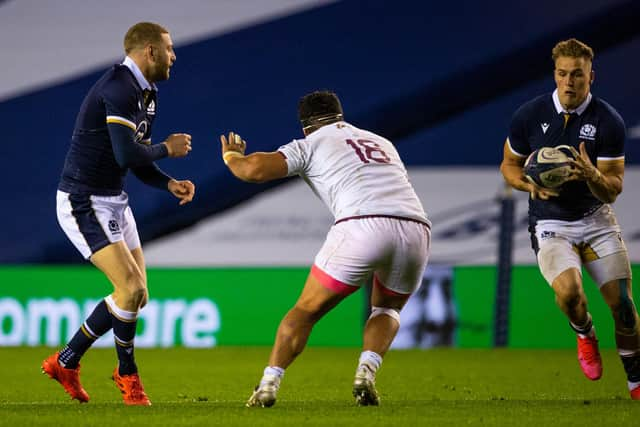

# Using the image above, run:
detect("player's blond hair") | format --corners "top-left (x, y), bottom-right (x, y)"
top-left (552, 38), bottom-right (594, 62)
top-left (124, 22), bottom-right (169, 54)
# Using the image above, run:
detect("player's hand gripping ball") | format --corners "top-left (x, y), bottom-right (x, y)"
top-left (523, 145), bottom-right (575, 189)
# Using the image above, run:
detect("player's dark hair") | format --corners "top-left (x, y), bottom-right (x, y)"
top-left (124, 22), bottom-right (169, 54)
top-left (552, 38), bottom-right (594, 62)
top-left (298, 91), bottom-right (344, 130)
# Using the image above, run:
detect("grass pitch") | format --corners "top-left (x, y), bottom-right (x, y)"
top-left (0, 347), bottom-right (639, 426)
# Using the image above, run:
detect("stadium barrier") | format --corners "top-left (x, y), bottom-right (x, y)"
top-left (0, 267), bottom-right (363, 347)
top-left (456, 265), bottom-right (640, 348)
top-left (2, 265), bottom-right (637, 348)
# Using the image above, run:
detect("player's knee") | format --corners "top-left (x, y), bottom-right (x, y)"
top-left (118, 271), bottom-right (146, 306)
top-left (553, 281), bottom-right (583, 308)
top-left (138, 288), bottom-right (149, 309)
top-left (130, 286), bottom-right (147, 308)
top-left (555, 287), bottom-right (580, 306)
top-left (369, 306), bottom-right (401, 326)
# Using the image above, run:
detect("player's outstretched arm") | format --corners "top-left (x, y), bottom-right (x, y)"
top-left (108, 124), bottom-right (192, 168)
top-left (219, 132), bottom-right (288, 183)
top-left (500, 140), bottom-right (558, 200)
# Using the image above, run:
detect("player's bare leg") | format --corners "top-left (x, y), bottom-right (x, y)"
top-left (91, 243), bottom-right (151, 405)
top-left (552, 268), bottom-right (602, 380)
top-left (130, 247), bottom-right (149, 309)
top-left (247, 273), bottom-right (346, 407)
top-left (600, 277), bottom-right (640, 399)
top-left (42, 241), bottom-right (146, 403)
top-left (552, 268), bottom-right (590, 326)
top-left (353, 279), bottom-right (410, 406)
top-left (91, 243), bottom-right (147, 312)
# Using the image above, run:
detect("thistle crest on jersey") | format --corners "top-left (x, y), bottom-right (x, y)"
top-left (523, 145), bottom-right (574, 189)
top-left (579, 124), bottom-right (597, 140)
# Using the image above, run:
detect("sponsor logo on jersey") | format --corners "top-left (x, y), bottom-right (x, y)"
top-left (579, 124), bottom-right (597, 140)
top-left (540, 123), bottom-right (550, 134)
top-left (108, 219), bottom-right (121, 235)
top-left (540, 230), bottom-right (555, 240)
top-left (147, 100), bottom-right (156, 116)
top-left (134, 120), bottom-right (149, 143)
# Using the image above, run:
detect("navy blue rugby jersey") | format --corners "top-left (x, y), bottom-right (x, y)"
top-left (58, 58), bottom-right (168, 195)
top-left (508, 90), bottom-right (626, 222)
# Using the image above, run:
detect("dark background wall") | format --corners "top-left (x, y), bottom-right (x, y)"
top-left (1, 0), bottom-right (639, 263)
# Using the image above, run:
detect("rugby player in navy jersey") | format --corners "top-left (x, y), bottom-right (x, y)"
top-left (42, 22), bottom-right (195, 405)
top-left (501, 38), bottom-right (640, 399)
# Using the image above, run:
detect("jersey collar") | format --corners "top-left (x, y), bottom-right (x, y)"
top-left (552, 89), bottom-right (591, 115)
top-left (122, 56), bottom-right (158, 92)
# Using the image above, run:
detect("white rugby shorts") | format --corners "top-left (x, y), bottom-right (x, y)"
top-left (56, 190), bottom-right (141, 259)
top-left (312, 216), bottom-right (431, 295)
top-left (534, 204), bottom-right (631, 286)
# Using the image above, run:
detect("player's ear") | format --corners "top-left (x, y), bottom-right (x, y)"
top-left (590, 69), bottom-right (595, 84)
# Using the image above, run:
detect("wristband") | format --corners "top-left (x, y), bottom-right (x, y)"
top-left (223, 151), bottom-right (243, 165)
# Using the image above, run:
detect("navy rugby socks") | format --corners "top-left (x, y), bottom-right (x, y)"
top-left (105, 295), bottom-right (139, 376)
top-left (58, 299), bottom-right (112, 368)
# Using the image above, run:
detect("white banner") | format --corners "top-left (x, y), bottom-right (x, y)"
top-left (145, 167), bottom-right (640, 266)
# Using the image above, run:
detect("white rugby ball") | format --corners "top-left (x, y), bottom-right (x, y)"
top-left (523, 145), bottom-right (574, 189)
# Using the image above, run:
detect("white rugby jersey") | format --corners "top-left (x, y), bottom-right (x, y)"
top-left (278, 121), bottom-right (429, 226)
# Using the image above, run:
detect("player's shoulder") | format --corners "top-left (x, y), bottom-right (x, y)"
top-left (512, 93), bottom-right (551, 122)
top-left (94, 65), bottom-right (140, 109)
top-left (301, 122), bottom-right (344, 144)
top-left (349, 122), bottom-right (387, 140)
top-left (98, 65), bottom-right (137, 95)
top-left (590, 96), bottom-right (625, 128)
top-left (317, 121), bottom-right (386, 142)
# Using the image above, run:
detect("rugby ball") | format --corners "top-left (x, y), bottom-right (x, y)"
top-left (523, 145), bottom-right (574, 189)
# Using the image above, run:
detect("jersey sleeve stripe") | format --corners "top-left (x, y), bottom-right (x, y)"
top-left (506, 138), bottom-right (528, 158)
top-left (106, 116), bottom-right (136, 130)
top-left (597, 155), bottom-right (625, 161)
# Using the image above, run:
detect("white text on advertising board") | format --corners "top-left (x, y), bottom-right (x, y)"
top-left (0, 298), bottom-right (220, 347)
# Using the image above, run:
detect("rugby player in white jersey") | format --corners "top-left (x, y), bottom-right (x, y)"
top-left (220, 90), bottom-right (431, 407)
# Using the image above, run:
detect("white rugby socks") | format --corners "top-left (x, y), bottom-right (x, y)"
top-left (261, 366), bottom-right (285, 386)
top-left (358, 350), bottom-right (382, 372)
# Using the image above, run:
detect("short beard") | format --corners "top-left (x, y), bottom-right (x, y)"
top-left (149, 65), bottom-right (169, 83)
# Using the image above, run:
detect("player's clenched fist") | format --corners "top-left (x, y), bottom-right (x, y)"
top-left (163, 133), bottom-right (192, 157)
top-left (168, 179), bottom-right (195, 205)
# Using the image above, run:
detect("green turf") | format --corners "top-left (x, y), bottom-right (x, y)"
top-left (1, 347), bottom-right (639, 426)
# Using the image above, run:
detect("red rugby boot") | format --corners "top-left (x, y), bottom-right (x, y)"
top-left (112, 367), bottom-right (151, 406)
top-left (577, 333), bottom-right (602, 380)
top-left (41, 352), bottom-right (89, 402)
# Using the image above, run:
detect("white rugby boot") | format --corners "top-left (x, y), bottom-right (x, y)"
top-left (352, 362), bottom-right (380, 406)
top-left (246, 374), bottom-right (280, 407)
